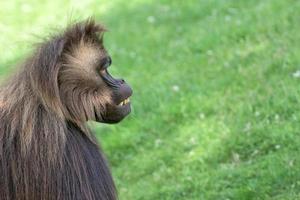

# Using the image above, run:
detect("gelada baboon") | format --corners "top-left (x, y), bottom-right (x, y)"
top-left (0, 19), bottom-right (132, 200)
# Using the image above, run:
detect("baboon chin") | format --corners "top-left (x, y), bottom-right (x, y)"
top-left (0, 19), bottom-right (132, 200)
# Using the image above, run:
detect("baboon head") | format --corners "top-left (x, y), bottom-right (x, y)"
top-left (30, 19), bottom-right (133, 125)
top-left (60, 20), bottom-right (133, 124)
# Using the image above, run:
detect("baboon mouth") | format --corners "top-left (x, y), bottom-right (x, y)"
top-left (97, 100), bottom-right (131, 124)
top-left (114, 82), bottom-right (132, 107)
top-left (97, 82), bottom-right (132, 124)
top-left (118, 97), bottom-right (130, 106)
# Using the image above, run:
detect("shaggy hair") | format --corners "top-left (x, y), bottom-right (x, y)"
top-left (0, 19), bottom-right (124, 200)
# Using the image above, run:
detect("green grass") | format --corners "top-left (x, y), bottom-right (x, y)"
top-left (1, 0), bottom-right (300, 199)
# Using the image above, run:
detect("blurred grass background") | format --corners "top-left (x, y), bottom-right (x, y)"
top-left (1, 0), bottom-right (300, 199)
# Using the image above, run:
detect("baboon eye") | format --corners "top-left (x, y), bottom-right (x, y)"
top-left (103, 62), bottom-right (110, 69)
top-left (102, 56), bottom-right (112, 69)
top-left (97, 57), bottom-right (112, 75)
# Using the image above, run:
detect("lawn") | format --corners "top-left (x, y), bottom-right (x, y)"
top-left (1, 0), bottom-right (300, 199)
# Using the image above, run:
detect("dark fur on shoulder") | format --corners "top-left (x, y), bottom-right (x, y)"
top-left (0, 19), bottom-right (132, 200)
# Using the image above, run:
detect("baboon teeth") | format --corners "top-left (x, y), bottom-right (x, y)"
top-left (118, 98), bottom-right (130, 106)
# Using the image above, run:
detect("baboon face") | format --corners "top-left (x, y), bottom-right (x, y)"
top-left (58, 25), bottom-right (133, 124)
top-left (95, 54), bottom-right (133, 124)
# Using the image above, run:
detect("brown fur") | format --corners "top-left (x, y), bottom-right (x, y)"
top-left (0, 19), bottom-right (119, 200)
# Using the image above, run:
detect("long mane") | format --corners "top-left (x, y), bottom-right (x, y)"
top-left (0, 19), bottom-right (105, 156)
top-left (0, 20), bottom-right (117, 200)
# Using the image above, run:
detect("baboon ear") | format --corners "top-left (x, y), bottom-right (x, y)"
top-left (29, 37), bottom-right (66, 114)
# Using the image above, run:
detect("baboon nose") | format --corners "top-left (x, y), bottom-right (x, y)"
top-left (118, 79), bottom-right (125, 84)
